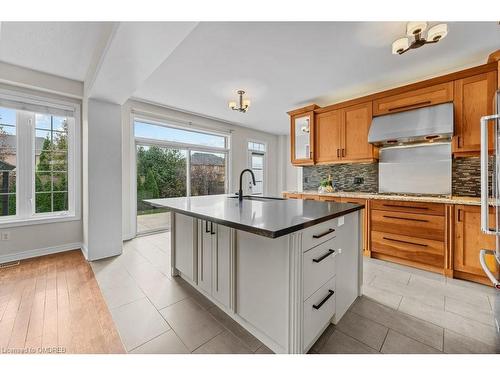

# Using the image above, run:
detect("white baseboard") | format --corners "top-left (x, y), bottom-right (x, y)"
top-left (0, 242), bottom-right (83, 264)
top-left (122, 232), bottom-right (135, 241)
top-left (81, 243), bottom-right (89, 260)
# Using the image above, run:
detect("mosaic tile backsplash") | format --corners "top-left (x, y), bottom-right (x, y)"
top-left (452, 156), bottom-right (494, 197)
top-left (303, 157), bottom-right (492, 197)
top-left (303, 163), bottom-right (378, 193)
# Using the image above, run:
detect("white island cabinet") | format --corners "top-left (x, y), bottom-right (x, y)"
top-left (170, 209), bottom-right (362, 354)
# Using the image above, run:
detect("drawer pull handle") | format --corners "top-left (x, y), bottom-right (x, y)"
top-left (313, 289), bottom-right (335, 310)
top-left (383, 236), bottom-right (428, 247)
top-left (313, 249), bottom-right (335, 263)
top-left (313, 228), bottom-right (335, 239)
top-left (387, 100), bottom-right (432, 112)
top-left (382, 204), bottom-right (428, 210)
top-left (210, 222), bottom-right (215, 235)
top-left (205, 221), bottom-right (210, 233)
top-left (382, 215), bottom-right (429, 223)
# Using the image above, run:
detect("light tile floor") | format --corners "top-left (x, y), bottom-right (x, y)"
top-left (91, 232), bottom-right (500, 354)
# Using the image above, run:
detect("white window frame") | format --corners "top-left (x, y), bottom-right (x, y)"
top-left (132, 113), bottom-right (231, 234)
top-left (247, 139), bottom-right (267, 196)
top-left (0, 89), bottom-right (81, 229)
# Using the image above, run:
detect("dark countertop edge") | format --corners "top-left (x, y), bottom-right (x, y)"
top-left (150, 202), bottom-right (364, 239)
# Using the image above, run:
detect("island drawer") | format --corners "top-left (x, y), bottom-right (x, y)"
top-left (371, 209), bottom-right (445, 241)
top-left (303, 238), bottom-right (338, 300)
top-left (302, 218), bottom-right (339, 250)
top-left (371, 231), bottom-right (444, 267)
top-left (303, 276), bottom-right (336, 350)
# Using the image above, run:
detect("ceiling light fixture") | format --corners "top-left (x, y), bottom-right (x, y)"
top-left (228, 90), bottom-right (250, 113)
top-left (392, 22), bottom-right (448, 55)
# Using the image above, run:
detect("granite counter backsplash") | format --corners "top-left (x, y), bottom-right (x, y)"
top-left (303, 156), bottom-right (493, 198)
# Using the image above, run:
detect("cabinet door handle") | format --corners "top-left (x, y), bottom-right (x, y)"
top-left (210, 222), bottom-right (215, 235)
top-left (205, 220), bottom-right (210, 233)
top-left (313, 249), bottom-right (335, 263)
top-left (313, 228), bottom-right (335, 239)
top-left (382, 204), bottom-right (428, 210)
top-left (337, 149), bottom-right (340, 158)
top-left (383, 236), bottom-right (428, 247)
top-left (382, 215), bottom-right (429, 223)
top-left (313, 290), bottom-right (335, 310)
top-left (342, 148), bottom-right (345, 157)
top-left (387, 100), bottom-right (432, 112)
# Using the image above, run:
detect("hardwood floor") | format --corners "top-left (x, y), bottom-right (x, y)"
top-left (0, 250), bottom-right (124, 354)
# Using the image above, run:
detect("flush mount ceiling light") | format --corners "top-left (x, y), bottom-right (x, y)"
top-left (228, 90), bottom-right (251, 113)
top-left (392, 22), bottom-right (448, 55)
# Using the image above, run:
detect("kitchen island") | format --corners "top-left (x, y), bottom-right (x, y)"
top-left (146, 195), bottom-right (364, 353)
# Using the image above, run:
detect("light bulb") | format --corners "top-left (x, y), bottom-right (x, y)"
top-left (228, 101), bottom-right (237, 109)
top-left (243, 99), bottom-right (251, 108)
top-left (427, 23), bottom-right (448, 42)
top-left (392, 38), bottom-right (409, 55)
top-left (406, 21), bottom-right (427, 36)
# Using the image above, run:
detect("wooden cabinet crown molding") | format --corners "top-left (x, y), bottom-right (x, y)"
top-left (305, 61), bottom-right (498, 115)
top-left (287, 104), bottom-right (319, 116)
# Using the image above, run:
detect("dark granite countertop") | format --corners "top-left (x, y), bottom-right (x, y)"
top-left (145, 195), bottom-right (363, 238)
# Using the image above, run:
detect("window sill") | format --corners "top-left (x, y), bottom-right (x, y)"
top-left (0, 214), bottom-right (81, 229)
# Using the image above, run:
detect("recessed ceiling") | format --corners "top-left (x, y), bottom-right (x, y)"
top-left (0, 22), bottom-right (108, 81)
top-left (133, 22), bottom-right (500, 135)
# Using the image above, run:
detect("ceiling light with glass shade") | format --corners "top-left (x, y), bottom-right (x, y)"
top-left (392, 22), bottom-right (448, 55)
top-left (228, 90), bottom-right (251, 113)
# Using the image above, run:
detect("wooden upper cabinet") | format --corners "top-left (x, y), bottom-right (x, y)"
top-left (453, 71), bottom-right (497, 155)
top-left (290, 110), bottom-right (315, 165)
top-left (342, 102), bottom-right (375, 162)
top-left (372, 82), bottom-right (453, 116)
top-left (314, 102), bottom-right (376, 164)
top-left (454, 205), bottom-right (499, 284)
top-left (315, 109), bottom-right (342, 163)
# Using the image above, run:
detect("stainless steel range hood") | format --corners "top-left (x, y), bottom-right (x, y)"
top-left (368, 102), bottom-right (453, 146)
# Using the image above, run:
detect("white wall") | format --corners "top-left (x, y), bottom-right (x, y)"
top-left (84, 99), bottom-right (122, 260)
top-left (283, 134), bottom-right (302, 192)
top-left (0, 82), bottom-right (83, 263)
top-left (122, 99), bottom-right (281, 240)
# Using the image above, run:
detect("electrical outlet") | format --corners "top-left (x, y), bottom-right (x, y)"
top-left (1, 232), bottom-right (10, 241)
top-left (354, 177), bottom-right (364, 185)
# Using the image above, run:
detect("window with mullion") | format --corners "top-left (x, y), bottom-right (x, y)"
top-left (34, 113), bottom-right (69, 214)
top-left (0, 107), bottom-right (17, 217)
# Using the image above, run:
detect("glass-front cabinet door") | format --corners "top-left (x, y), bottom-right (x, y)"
top-left (291, 112), bottom-right (314, 165)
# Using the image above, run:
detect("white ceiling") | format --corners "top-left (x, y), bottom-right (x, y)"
top-left (0, 22), bottom-right (499, 135)
top-left (0, 22), bottom-right (108, 81)
top-left (133, 22), bottom-right (500, 134)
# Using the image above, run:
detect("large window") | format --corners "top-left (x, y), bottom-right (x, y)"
top-left (135, 118), bottom-right (229, 233)
top-left (0, 92), bottom-right (78, 226)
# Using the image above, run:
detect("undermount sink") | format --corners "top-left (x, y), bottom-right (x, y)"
top-left (228, 195), bottom-right (286, 202)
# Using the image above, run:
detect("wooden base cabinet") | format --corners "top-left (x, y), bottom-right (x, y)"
top-left (369, 200), bottom-right (446, 272)
top-left (454, 205), bottom-right (500, 285)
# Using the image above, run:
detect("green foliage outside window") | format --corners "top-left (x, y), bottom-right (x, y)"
top-left (35, 121), bottom-right (69, 213)
top-left (136, 145), bottom-right (186, 214)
